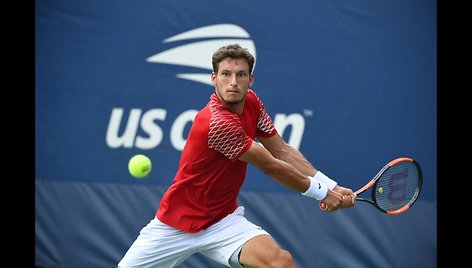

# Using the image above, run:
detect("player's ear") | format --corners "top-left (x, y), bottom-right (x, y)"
top-left (211, 72), bottom-right (217, 86)
top-left (249, 73), bottom-right (254, 86)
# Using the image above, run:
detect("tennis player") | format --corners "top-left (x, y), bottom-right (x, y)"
top-left (118, 43), bottom-right (356, 268)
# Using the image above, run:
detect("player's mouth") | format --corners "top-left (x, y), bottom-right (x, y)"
top-left (226, 90), bottom-right (240, 95)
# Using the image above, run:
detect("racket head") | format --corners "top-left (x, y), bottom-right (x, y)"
top-left (370, 157), bottom-right (423, 215)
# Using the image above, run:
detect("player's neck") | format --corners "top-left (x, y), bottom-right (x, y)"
top-left (223, 102), bottom-right (244, 116)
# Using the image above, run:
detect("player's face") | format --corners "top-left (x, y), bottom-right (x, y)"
top-left (211, 58), bottom-right (254, 105)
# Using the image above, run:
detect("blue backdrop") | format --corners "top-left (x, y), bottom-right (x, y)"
top-left (36, 0), bottom-right (436, 267)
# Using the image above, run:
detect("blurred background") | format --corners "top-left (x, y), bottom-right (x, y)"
top-left (36, 0), bottom-right (436, 267)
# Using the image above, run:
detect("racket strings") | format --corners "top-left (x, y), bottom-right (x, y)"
top-left (374, 162), bottom-right (420, 211)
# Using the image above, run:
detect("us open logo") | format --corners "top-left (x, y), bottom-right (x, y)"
top-left (106, 24), bottom-right (306, 151)
top-left (145, 23), bottom-right (256, 86)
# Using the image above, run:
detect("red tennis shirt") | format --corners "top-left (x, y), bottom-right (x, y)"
top-left (156, 89), bottom-right (277, 233)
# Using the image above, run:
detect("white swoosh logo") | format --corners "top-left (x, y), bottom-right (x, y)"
top-left (163, 23), bottom-right (250, 42)
top-left (146, 24), bottom-right (256, 86)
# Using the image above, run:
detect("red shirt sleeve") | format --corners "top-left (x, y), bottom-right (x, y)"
top-left (208, 108), bottom-right (253, 160)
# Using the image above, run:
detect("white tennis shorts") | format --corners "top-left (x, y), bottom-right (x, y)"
top-left (117, 206), bottom-right (269, 268)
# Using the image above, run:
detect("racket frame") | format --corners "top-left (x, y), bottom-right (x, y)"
top-left (355, 157), bottom-right (423, 215)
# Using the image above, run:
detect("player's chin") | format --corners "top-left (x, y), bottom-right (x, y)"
top-left (224, 96), bottom-right (245, 104)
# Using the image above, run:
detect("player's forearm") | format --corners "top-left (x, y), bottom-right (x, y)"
top-left (261, 140), bottom-right (338, 193)
top-left (263, 158), bottom-right (311, 193)
top-left (265, 159), bottom-right (337, 201)
top-left (273, 144), bottom-right (317, 177)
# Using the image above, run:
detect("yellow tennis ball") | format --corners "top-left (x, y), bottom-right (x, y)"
top-left (128, 154), bottom-right (152, 178)
top-left (378, 187), bottom-right (383, 194)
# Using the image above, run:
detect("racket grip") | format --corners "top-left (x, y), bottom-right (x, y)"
top-left (319, 202), bottom-right (327, 210)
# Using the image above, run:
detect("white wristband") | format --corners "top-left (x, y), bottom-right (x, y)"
top-left (314, 171), bottom-right (337, 190)
top-left (302, 176), bottom-right (328, 200)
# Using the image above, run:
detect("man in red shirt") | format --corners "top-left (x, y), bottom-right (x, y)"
top-left (118, 44), bottom-right (356, 268)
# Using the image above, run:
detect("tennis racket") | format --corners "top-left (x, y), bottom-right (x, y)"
top-left (320, 157), bottom-right (423, 215)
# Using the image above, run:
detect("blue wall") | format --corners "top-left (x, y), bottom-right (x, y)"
top-left (36, 0), bottom-right (436, 267)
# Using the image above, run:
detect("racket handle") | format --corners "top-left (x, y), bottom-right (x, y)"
top-left (319, 202), bottom-right (327, 210)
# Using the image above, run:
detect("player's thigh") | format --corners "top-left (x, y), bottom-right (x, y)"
top-left (239, 234), bottom-right (295, 268)
top-left (118, 217), bottom-right (195, 268)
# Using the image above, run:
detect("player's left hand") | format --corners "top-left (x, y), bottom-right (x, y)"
top-left (333, 185), bottom-right (356, 208)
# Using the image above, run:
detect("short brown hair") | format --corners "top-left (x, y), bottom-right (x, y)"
top-left (211, 44), bottom-right (255, 74)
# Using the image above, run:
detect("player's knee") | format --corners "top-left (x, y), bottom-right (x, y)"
top-left (280, 250), bottom-right (295, 268)
top-left (269, 249), bottom-right (295, 268)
